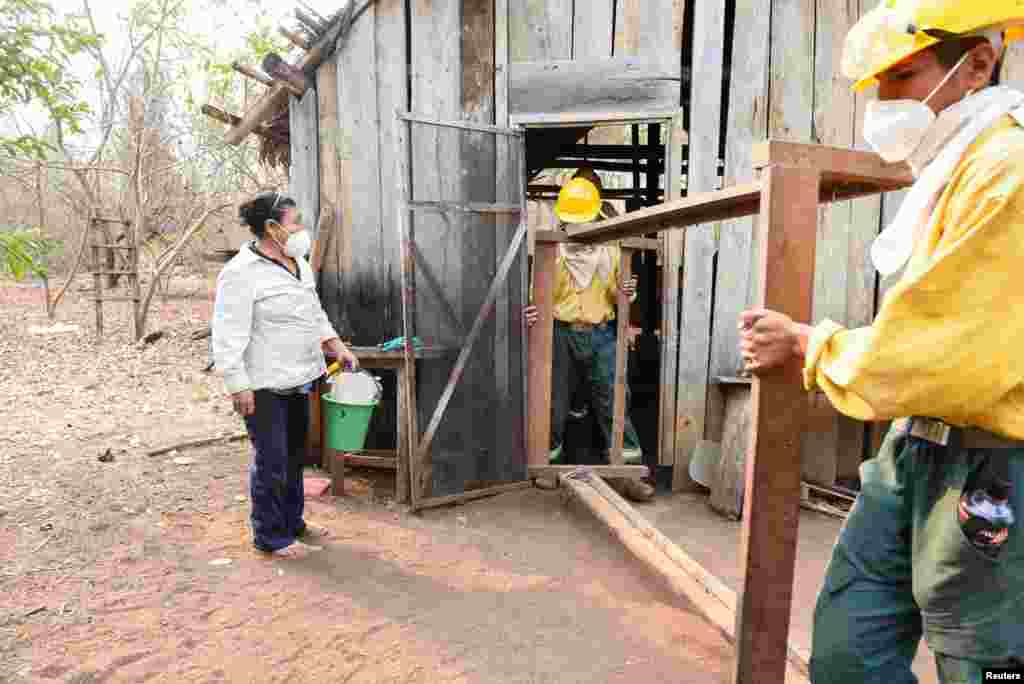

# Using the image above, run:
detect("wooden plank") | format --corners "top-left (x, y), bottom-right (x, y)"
top-left (395, 113), bottom-right (424, 508)
top-left (413, 480), bottom-right (533, 512)
top-left (338, 5), bottom-right (390, 343)
top-left (566, 183), bottom-right (763, 243)
top-left (530, 465), bottom-right (649, 479)
top-left (571, 0), bottom-right (615, 60)
top-left (709, 0), bottom-right (771, 381)
top-left (710, 385), bottom-right (751, 520)
top-left (288, 90), bottom-right (319, 240)
top-left (406, 200), bottom-right (521, 213)
top-left (658, 117), bottom-right (685, 469)
top-left (316, 60), bottom-right (346, 334)
top-left (614, 0), bottom-right (684, 62)
top-left (509, 0), bottom-right (572, 62)
top-left (560, 471), bottom-right (813, 682)
top-left (803, 0), bottom-right (859, 487)
top-left (399, 112), bottom-right (523, 136)
top-left (375, 0), bottom-right (409, 348)
top-left (395, 362), bottom-right (410, 503)
top-left (751, 141), bottom-right (913, 188)
top-left (610, 247), bottom-right (634, 465)
top-left (733, 166), bottom-right (819, 684)
top-left (621, 238), bottom-right (660, 251)
top-left (224, 19), bottom-right (339, 145)
top-left (410, 0), bottom-right (462, 499)
top-left (566, 174), bottom-right (896, 244)
top-left (527, 243), bottom-right (558, 467)
top-left (673, 0), bottom-right (725, 490)
top-left (509, 57), bottom-right (681, 124)
top-left (344, 453), bottom-right (398, 469)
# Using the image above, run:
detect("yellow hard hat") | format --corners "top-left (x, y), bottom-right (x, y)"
top-left (555, 177), bottom-right (602, 224)
top-left (842, 0), bottom-right (1024, 92)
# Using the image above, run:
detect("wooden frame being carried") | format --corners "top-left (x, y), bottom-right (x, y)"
top-left (528, 140), bottom-right (913, 684)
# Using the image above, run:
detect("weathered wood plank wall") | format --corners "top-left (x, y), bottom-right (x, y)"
top-left (288, 90), bottom-right (319, 240)
top-left (687, 0), bottom-right (890, 488)
top-left (322, 0), bottom-right (407, 344)
top-left (673, 0), bottom-right (725, 490)
top-left (614, 0), bottom-right (686, 474)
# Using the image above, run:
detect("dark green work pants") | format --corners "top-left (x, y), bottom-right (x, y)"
top-left (550, 320), bottom-right (641, 456)
top-left (810, 421), bottom-right (1024, 683)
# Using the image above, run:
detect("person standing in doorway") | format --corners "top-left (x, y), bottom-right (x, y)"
top-left (525, 168), bottom-right (654, 502)
top-left (213, 191), bottom-right (359, 559)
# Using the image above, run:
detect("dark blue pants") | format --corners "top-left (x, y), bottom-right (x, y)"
top-left (244, 390), bottom-right (309, 552)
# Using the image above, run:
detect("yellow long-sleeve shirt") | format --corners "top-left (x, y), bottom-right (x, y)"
top-left (804, 115), bottom-right (1024, 440)
top-left (552, 245), bottom-right (630, 325)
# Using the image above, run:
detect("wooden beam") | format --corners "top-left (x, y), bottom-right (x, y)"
top-left (344, 453), bottom-right (398, 469)
top-left (567, 183), bottom-right (763, 243)
top-left (566, 169), bottom-right (910, 245)
top-left (530, 465), bottom-right (649, 479)
top-left (232, 61), bottom-right (273, 86)
top-left (232, 61), bottom-right (305, 98)
top-left (394, 113), bottom-right (422, 508)
top-left (527, 242), bottom-right (558, 468)
top-left (510, 57), bottom-right (681, 125)
top-left (733, 166), bottom-right (820, 684)
top-left (201, 105), bottom-right (273, 139)
top-left (279, 26), bottom-right (311, 50)
top-left (561, 470), bottom-right (811, 679)
top-left (610, 246), bottom-right (634, 465)
top-left (751, 140), bottom-right (913, 188)
top-left (413, 481), bottom-right (533, 512)
top-left (224, 18), bottom-right (339, 145)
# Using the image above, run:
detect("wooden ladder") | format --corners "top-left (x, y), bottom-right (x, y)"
top-left (89, 214), bottom-right (140, 339)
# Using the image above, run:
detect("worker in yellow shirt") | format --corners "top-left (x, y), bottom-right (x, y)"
top-left (740, 2), bottom-right (1024, 680)
top-left (525, 167), bottom-right (654, 502)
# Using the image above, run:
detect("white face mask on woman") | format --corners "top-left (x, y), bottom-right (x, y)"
top-left (862, 51), bottom-right (972, 163)
top-left (281, 229), bottom-right (312, 259)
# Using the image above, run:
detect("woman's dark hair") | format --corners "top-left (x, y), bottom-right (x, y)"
top-left (238, 191), bottom-right (296, 238)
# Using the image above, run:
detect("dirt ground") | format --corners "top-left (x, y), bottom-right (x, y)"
top-left (1, 278), bottom-right (736, 683)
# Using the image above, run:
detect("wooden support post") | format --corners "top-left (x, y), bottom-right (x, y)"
top-left (610, 245), bottom-right (634, 464)
top-left (395, 112), bottom-right (423, 506)
top-left (732, 165), bottom-right (820, 684)
top-left (395, 363), bottom-right (410, 504)
top-left (527, 241), bottom-right (558, 468)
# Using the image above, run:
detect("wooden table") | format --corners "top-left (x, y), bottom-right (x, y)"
top-left (309, 346), bottom-right (452, 502)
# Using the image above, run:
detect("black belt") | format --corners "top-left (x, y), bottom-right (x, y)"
top-left (557, 320), bottom-right (610, 332)
top-left (894, 417), bottom-right (1024, 449)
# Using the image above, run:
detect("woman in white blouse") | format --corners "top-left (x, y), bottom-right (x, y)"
top-left (213, 191), bottom-right (358, 559)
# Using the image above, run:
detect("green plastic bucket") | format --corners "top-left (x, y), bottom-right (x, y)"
top-left (322, 394), bottom-right (379, 452)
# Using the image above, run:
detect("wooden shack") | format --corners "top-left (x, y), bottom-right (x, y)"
top-left (210, 0), bottom-right (1024, 505)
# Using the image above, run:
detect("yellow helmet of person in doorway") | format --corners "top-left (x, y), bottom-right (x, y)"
top-left (555, 177), bottom-right (602, 224)
top-left (841, 0), bottom-right (1024, 92)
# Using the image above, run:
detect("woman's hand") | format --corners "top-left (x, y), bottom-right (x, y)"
top-left (523, 305), bottom-right (538, 328)
top-left (232, 390), bottom-right (255, 417)
top-left (324, 337), bottom-right (359, 371)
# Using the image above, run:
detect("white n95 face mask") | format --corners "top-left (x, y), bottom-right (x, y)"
top-left (862, 51), bottom-right (971, 163)
top-left (283, 229), bottom-right (312, 259)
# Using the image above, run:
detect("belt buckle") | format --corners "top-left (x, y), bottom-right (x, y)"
top-left (909, 417), bottom-right (951, 446)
